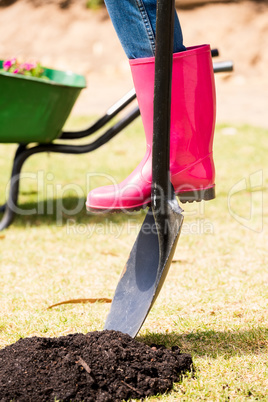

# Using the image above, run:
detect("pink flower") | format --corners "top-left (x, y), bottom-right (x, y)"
top-left (21, 62), bottom-right (36, 71)
top-left (2, 57), bottom-right (46, 79)
top-left (3, 58), bottom-right (16, 71)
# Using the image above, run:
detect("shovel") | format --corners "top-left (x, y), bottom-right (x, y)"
top-left (104, 0), bottom-right (184, 337)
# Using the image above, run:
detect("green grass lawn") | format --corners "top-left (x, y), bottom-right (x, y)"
top-left (0, 117), bottom-right (267, 401)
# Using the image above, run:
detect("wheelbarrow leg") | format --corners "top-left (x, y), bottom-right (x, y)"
top-left (0, 145), bottom-right (27, 214)
top-left (0, 204), bottom-right (6, 213)
top-left (0, 144), bottom-right (27, 231)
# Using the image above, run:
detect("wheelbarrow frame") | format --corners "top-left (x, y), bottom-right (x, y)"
top-left (0, 56), bottom-right (233, 231)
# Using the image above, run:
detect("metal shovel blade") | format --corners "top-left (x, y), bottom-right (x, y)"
top-left (104, 195), bottom-right (183, 337)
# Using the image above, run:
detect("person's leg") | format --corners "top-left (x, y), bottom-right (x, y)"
top-left (104, 0), bottom-right (185, 58)
top-left (86, 1), bottom-right (216, 212)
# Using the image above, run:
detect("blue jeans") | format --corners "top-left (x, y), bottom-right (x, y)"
top-left (104, 0), bottom-right (185, 59)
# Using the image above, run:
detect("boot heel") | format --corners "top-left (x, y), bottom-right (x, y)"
top-left (178, 186), bottom-right (215, 203)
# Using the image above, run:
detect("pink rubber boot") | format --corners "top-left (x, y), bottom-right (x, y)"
top-left (86, 44), bottom-right (216, 212)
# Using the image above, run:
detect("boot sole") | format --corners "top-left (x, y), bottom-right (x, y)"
top-left (178, 186), bottom-right (216, 203)
top-left (86, 186), bottom-right (215, 214)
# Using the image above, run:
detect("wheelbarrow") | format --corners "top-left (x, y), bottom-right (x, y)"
top-left (0, 55), bottom-right (233, 231)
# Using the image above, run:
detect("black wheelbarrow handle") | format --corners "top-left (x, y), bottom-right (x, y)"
top-left (213, 60), bottom-right (233, 73)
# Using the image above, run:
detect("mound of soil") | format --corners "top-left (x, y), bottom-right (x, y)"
top-left (0, 330), bottom-right (192, 401)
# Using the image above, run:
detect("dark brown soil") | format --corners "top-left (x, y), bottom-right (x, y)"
top-left (0, 330), bottom-right (193, 401)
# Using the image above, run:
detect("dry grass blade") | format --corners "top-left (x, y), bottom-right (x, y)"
top-left (121, 380), bottom-right (143, 396)
top-left (101, 251), bottom-right (119, 257)
top-left (47, 298), bottom-right (112, 309)
top-left (77, 356), bottom-right (92, 374)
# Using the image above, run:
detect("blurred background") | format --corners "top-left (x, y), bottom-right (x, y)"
top-left (0, 0), bottom-right (267, 127)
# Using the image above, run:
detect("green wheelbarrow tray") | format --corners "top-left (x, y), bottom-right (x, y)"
top-left (0, 61), bottom-right (86, 144)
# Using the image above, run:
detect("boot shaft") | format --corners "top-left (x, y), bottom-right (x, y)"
top-left (129, 44), bottom-right (216, 170)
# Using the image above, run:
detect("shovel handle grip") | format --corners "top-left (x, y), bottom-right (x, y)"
top-left (152, 0), bottom-right (175, 204)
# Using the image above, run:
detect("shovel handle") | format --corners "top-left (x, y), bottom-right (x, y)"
top-left (152, 0), bottom-right (175, 205)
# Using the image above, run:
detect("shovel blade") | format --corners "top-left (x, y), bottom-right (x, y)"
top-left (104, 200), bottom-right (183, 337)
